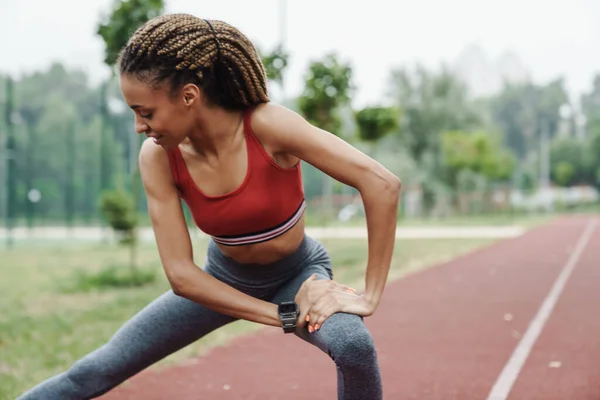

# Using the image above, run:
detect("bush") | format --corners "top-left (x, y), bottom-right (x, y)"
top-left (61, 265), bottom-right (157, 293)
top-left (99, 190), bottom-right (137, 245)
top-left (99, 189), bottom-right (146, 286)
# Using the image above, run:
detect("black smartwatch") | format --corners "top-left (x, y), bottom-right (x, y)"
top-left (278, 301), bottom-right (299, 333)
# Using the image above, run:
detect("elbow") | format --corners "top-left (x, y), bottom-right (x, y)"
top-left (358, 168), bottom-right (401, 202)
top-left (171, 280), bottom-right (188, 297)
top-left (380, 173), bottom-right (402, 201)
top-left (164, 265), bottom-right (192, 297)
top-left (387, 175), bottom-right (402, 194)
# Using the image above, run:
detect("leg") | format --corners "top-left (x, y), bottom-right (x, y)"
top-left (270, 265), bottom-right (383, 400)
top-left (17, 290), bottom-right (236, 400)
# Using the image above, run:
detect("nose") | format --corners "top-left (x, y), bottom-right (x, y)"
top-left (134, 115), bottom-right (149, 134)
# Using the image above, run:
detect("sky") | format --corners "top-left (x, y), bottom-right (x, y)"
top-left (1, 0), bottom-right (600, 108)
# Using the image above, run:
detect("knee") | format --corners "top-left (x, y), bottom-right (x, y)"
top-left (64, 344), bottom-right (118, 392)
top-left (325, 314), bottom-right (378, 369)
top-left (65, 354), bottom-right (102, 390)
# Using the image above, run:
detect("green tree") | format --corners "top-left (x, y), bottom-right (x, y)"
top-left (441, 130), bottom-right (514, 184)
top-left (580, 75), bottom-right (600, 188)
top-left (97, 0), bottom-right (165, 67)
top-left (355, 106), bottom-right (399, 141)
top-left (99, 190), bottom-right (141, 279)
top-left (6, 64), bottom-right (117, 225)
top-left (549, 137), bottom-right (593, 186)
top-left (388, 64), bottom-right (479, 164)
top-left (259, 44), bottom-right (289, 88)
top-left (487, 78), bottom-right (570, 160)
top-left (588, 131), bottom-right (600, 188)
top-left (298, 53), bottom-right (353, 218)
top-left (554, 162), bottom-right (575, 187)
top-left (387, 63), bottom-right (480, 212)
top-left (96, 0), bottom-right (164, 275)
top-left (441, 130), bottom-right (515, 210)
top-left (355, 105), bottom-right (399, 156)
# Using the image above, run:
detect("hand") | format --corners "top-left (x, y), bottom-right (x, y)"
top-left (294, 274), bottom-right (363, 333)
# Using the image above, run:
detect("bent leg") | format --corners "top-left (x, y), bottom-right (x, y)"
top-left (270, 266), bottom-right (383, 400)
top-left (17, 290), bottom-right (236, 400)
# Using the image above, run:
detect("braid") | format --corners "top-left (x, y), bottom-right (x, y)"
top-left (119, 13), bottom-right (269, 110)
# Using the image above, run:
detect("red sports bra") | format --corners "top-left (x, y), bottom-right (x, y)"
top-left (166, 107), bottom-right (306, 246)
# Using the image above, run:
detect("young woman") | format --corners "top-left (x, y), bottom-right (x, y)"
top-left (18, 13), bottom-right (401, 400)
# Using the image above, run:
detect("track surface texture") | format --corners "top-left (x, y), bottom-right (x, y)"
top-left (98, 215), bottom-right (598, 400)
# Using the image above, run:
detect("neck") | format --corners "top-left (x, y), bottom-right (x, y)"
top-left (187, 106), bottom-right (244, 155)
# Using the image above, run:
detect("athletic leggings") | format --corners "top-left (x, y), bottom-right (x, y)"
top-left (17, 235), bottom-right (383, 400)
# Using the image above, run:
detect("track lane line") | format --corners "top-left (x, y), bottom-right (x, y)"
top-left (486, 217), bottom-right (598, 400)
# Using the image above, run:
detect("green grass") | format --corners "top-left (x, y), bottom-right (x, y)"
top-left (303, 211), bottom-right (554, 229)
top-left (0, 236), bottom-right (498, 399)
top-left (397, 213), bottom-right (554, 228)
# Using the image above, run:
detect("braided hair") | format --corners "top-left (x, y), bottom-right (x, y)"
top-left (119, 14), bottom-right (270, 110)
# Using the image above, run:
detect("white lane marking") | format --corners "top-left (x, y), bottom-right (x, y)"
top-left (486, 218), bottom-right (597, 400)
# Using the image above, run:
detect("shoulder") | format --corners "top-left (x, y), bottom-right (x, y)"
top-left (248, 102), bottom-right (316, 154)
top-left (139, 137), bottom-right (172, 166)
top-left (250, 102), bottom-right (309, 137)
top-left (138, 138), bottom-right (175, 184)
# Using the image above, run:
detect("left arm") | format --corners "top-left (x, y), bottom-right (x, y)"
top-left (252, 103), bottom-right (402, 313)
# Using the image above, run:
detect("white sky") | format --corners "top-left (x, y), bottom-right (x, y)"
top-left (1, 0), bottom-right (599, 107)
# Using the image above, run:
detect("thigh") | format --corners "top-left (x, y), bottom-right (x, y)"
top-left (101, 289), bottom-right (236, 371)
top-left (269, 261), bottom-right (333, 306)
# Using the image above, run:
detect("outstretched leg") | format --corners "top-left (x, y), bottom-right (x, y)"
top-left (17, 289), bottom-right (236, 400)
top-left (270, 265), bottom-right (383, 400)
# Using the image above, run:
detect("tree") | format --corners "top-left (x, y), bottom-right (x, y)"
top-left (441, 130), bottom-right (515, 210)
top-left (355, 105), bottom-right (399, 156)
top-left (259, 44), bottom-right (289, 89)
top-left (554, 162), bottom-right (575, 187)
top-left (96, 0), bottom-right (164, 276)
top-left (355, 106), bottom-right (399, 141)
top-left (580, 75), bottom-right (600, 188)
top-left (99, 190), bottom-right (141, 280)
top-left (388, 64), bottom-right (479, 165)
top-left (96, 0), bottom-right (165, 188)
top-left (441, 130), bottom-right (514, 183)
top-left (97, 0), bottom-right (165, 67)
top-left (549, 137), bottom-right (593, 186)
top-left (298, 53), bottom-right (353, 218)
top-left (387, 63), bottom-right (480, 212)
top-left (487, 78), bottom-right (570, 160)
top-left (587, 131), bottom-right (600, 188)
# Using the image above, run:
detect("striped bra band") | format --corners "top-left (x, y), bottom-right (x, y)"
top-left (211, 199), bottom-right (307, 246)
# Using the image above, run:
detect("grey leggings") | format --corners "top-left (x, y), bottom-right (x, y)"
top-left (17, 235), bottom-right (382, 400)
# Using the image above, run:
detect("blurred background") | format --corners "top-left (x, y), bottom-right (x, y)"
top-left (1, 0), bottom-right (600, 239)
top-left (1, 0), bottom-right (600, 398)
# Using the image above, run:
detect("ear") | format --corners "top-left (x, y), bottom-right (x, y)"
top-left (181, 83), bottom-right (201, 107)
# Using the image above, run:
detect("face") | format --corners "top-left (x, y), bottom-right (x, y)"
top-left (120, 74), bottom-right (199, 149)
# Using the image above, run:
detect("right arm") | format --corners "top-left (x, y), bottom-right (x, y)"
top-left (139, 139), bottom-right (281, 327)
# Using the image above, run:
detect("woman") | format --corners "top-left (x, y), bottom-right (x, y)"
top-left (18, 13), bottom-right (401, 400)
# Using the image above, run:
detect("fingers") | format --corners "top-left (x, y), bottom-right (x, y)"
top-left (295, 276), bottom-right (358, 333)
top-left (304, 273), bottom-right (318, 285)
top-left (307, 290), bottom-right (359, 333)
top-left (312, 303), bottom-right (337, 332)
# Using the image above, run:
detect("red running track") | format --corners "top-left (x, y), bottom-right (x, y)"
top-left (99, 215), bottom-right (598, 400)
top-left (505, 217), bottom-right (600, 400)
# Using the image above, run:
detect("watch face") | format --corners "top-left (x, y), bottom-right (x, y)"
top-left (279, 303), bottom-right (297, 314)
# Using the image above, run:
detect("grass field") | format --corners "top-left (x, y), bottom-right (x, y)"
top-left (1, 236), bottom-right (498, 399)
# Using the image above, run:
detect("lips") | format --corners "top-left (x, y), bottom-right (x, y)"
top-left (146, 134), bottom-right (164, 144)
